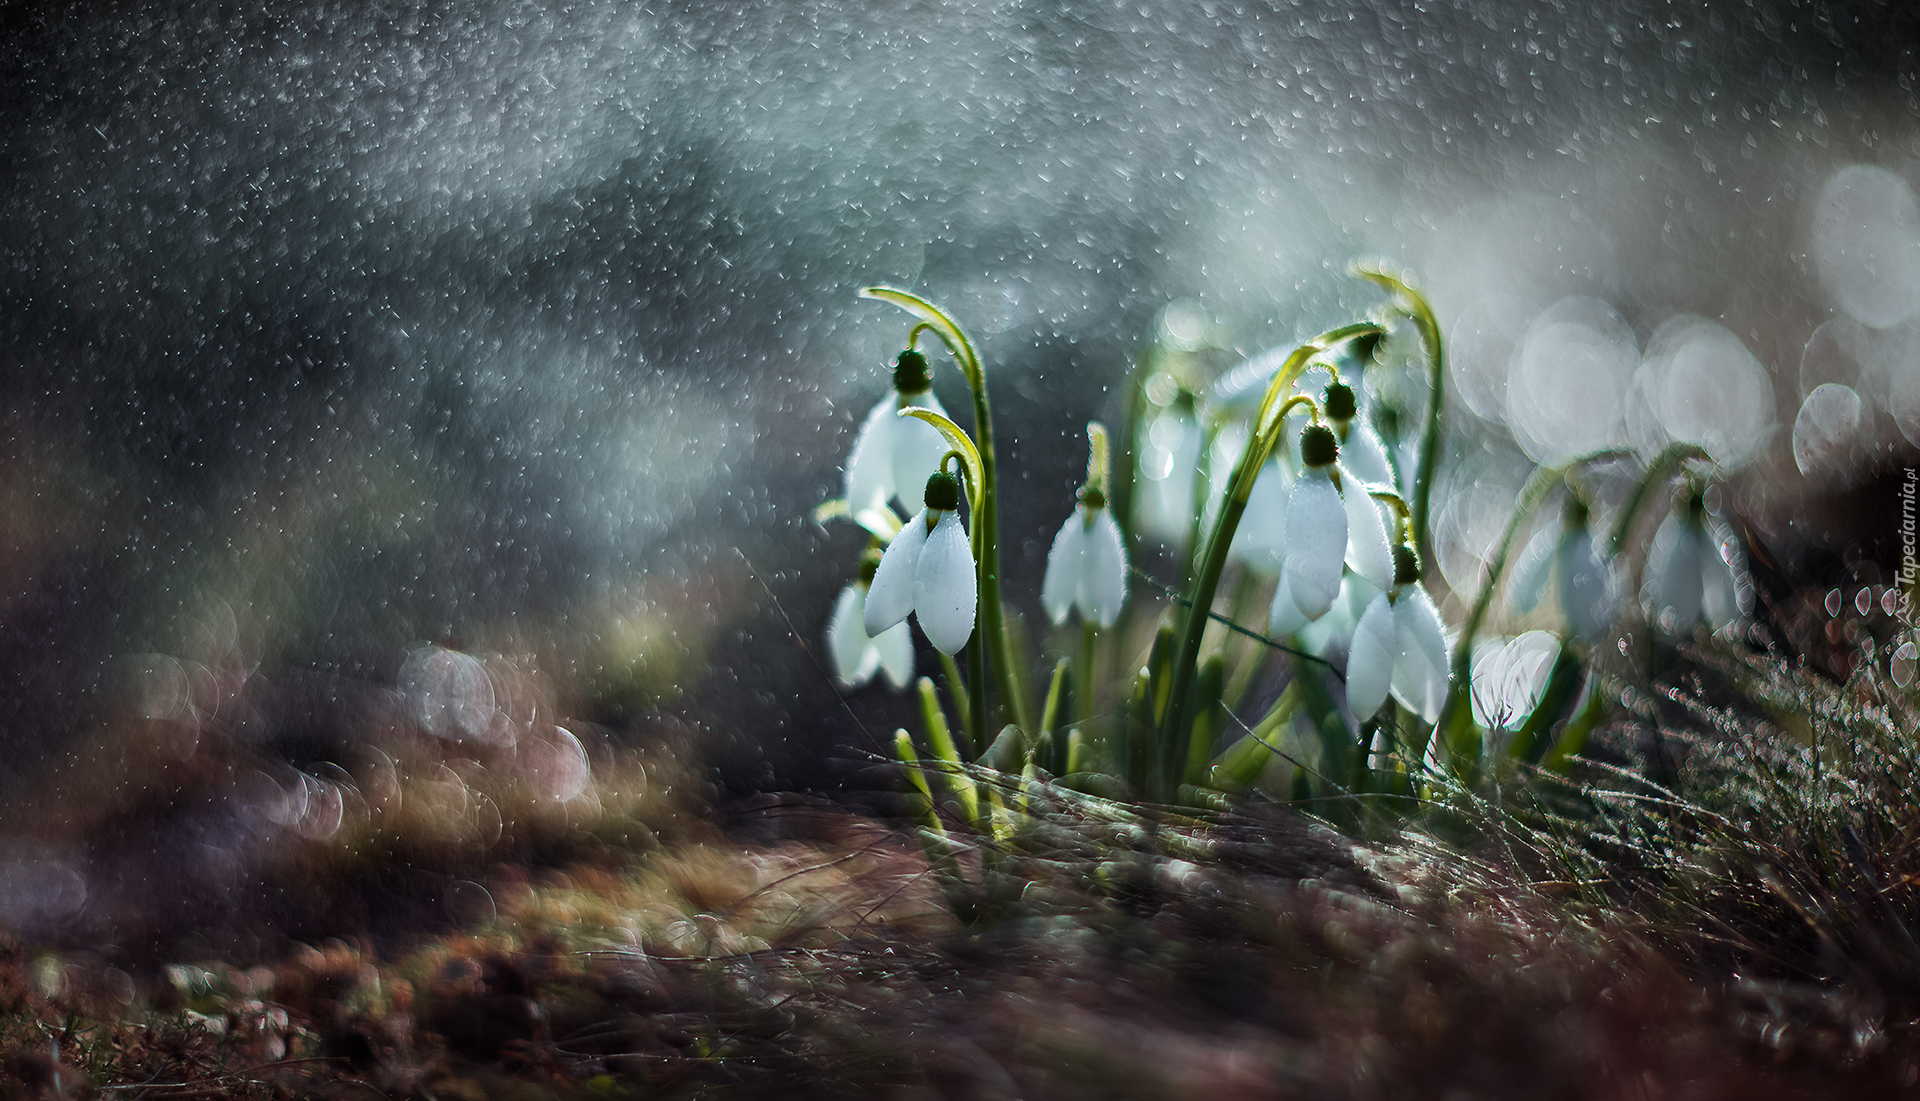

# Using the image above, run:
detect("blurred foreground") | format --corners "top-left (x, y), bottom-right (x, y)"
top-left (4, 611), bottom-right (1920, 1098)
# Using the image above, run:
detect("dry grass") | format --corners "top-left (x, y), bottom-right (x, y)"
top-left (5, 609), bottom-right (1920, 1098)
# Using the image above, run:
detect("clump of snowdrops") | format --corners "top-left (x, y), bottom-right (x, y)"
top-left (818, 272), bottom-right (1753, 917)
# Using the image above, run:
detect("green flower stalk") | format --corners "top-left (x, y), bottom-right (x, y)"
top-left (1355, 267), bottom-right (1444, 587)
top-left (1155, 321), bottom-right (1386, 799)
top-left (860, 288), bottom-right (1032, 750)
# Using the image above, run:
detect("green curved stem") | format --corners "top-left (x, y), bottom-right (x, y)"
top-left (1367, 489), bottom-right (1412, 520)
top-left (862, 288), bottom-right (1031, 746)
top-left (1607, 442), bottom-right (1714, 557)
top-left (1155, 322), bottom-right (1384, 797)
top-left (899, 409), bottom-right (985, 516)
top-left (1355, 268), bottom-right (1445, 586)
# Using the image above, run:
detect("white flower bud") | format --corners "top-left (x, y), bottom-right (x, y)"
top-left (844, 383), bottom-right (951, 516)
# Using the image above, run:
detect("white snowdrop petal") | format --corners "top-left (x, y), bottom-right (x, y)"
top-left (1041, 514), bottom-right (1087, 626)
top-left (1560, 529), bottom-right (1615, 642)
top-left (1701, 540), bottom-right (1740, 629)
top-left (1340, 467), bottom-right (1396, 590)
top-left (891, 391), bottom-right (951, 510)
top-left (1340, 420), bottom-right (1397, 489)
top-left (865, 511), bottom-right (927, 636)
top-left (1508, 527), bottom-right (1557, 615)
top-left (1230, 464), bottom-right (1290, 573)
top-left (828, 585), bottom-right (876, 687)
top-left (1269, 570), bottom-right (1310, 637)
top-left (875, 620), bottom-right (915, 690)
top-left (1346, 594), bottom-right (1398, 721)
top-left (844, 398), bottom-right (898, 515)
top-left (1285, 474), bottom-right (1348, 619)
top-left (1086, 510), bottom-right (1130, 628)
top-left (1137, 412), bottom-right (1202, 541)
top-left (914, 511), bottom-right (978, 654)
top-left (1392, 588), bottom-right (1451, 723)
top-left (1661, 527), bottom-right (1707, 626)
top-left (1303, 574), bottom-right (1380, 657)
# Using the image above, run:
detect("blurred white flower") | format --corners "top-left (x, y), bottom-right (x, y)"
top-left (1365, 314), bottom-right (1430, 418)
top-left (844, 350), bottom-right (950, 515)
top-left (1370, 313), bottom-right (1425, 370)
top-left (1135, 395), bottom-right (1202, 542)
top-left (1346, 548), bottom-right (1451, 723)
top-left (1042, 506), bottom-right (1128, 627)
top-left (827, 550), bottom-right (913, 690)
top-left (1229, 460), bottom-right (1291, 574)
top-left (864, 472), bottom-right (977, 655)
top-left (1510, 496), bottom-right (1619, 643)
top-left (1644, 492), bottom-right (1745, 632)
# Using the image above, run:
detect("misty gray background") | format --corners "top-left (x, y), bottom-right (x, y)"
top-left (1, 0), bottom-right (1916, 795)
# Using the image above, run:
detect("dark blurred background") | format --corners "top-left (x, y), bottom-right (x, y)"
top-left (0, 0), bottom-right (1916, 811)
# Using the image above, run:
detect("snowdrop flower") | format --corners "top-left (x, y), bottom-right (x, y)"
top-left (1368, 313), bottom-right (1425, 370)
top-left (1269, 424), bottom-right (1395, 635)
top-left (1042, 425), bottom-right (1129, 627)
top-left (827, 548), bottom-right (914, 690)
top-left (1346, 545), bottom-right (1451, 723)
top-left (844, 349), bottom-right (952, 515)
top-left (1323, 381), bottom-right (1396, 489)
top-left (1644, 491), bottom-right (1743, 632)
top-left (1510, 495), bottom-right (1619, 643)
top-left (1365, 313), bottom-right (1429, 417)
top-left (864, 470), bottom-right (977, 654)
top-left (1135, 390), bottom-right (1202, 542)
top-left (1298, 572), bottom-right (1384, 660)
top-left (1228, 460), bottom-right (1291, 574)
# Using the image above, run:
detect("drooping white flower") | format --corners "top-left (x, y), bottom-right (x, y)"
top-left (1135, 393), bottom-right (1203, 542)
top-left (1229, 460), bottom-right (1291, 574)
top-left (1365, 313), bottom-right (1430, 418)
top-left (1042, 501), bottom-right (1128, 628)
top-left (843, 350), bottom-right (951, 515)
top-left (1346, 546), bottom-right (1451, 723)
top-left (1644, 491), bottom-right (1744, 632)
top-left (1268, 423), bottom-right (1395, 634)
top-left (1510, 496), bottom-right (1619, 643)
top-left (826, 550), bottom-right (914, 690)
top-left (864, 471), bottom-right (977, 655)
top-left (1323, 381), bottom-right (1397, 490)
